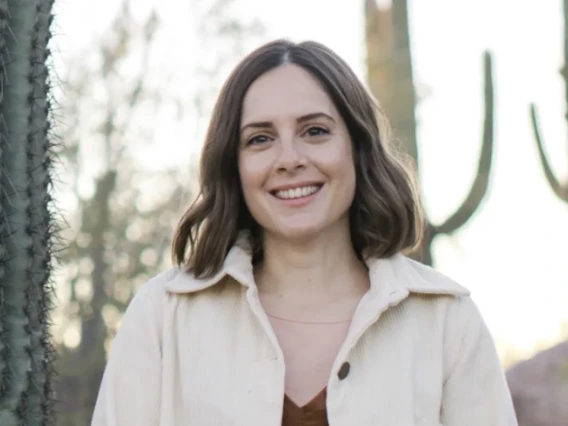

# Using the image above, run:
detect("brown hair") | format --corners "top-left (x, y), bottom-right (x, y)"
top-left (172, 39), bottom-right (424, 278)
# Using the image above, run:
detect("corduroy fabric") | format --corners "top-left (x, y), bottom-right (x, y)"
top-left (91, 238), bottom-right (517, 426)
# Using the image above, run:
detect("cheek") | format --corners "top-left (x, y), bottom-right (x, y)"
top-left (327, 142), bottom-right (357, 203)
top-left (339, 139), bottom-right (356, 182)
top-left (317, 139), bottom-right (356, 182)
top-left (238, 154), bottom-right (268, 201)
top-left (341, 157), bottom-right (357, 201)
top-left (238, 155), bottom-right (273, 226)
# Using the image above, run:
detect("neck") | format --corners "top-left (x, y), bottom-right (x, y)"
top-left (255, 223), bottom-right (369, 303)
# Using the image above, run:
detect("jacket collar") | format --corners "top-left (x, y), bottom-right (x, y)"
top-left (165, 233), bottom-right (470, 298)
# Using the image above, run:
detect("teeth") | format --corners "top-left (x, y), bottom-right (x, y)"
top-left (275, 185), bottom-right (320, 200)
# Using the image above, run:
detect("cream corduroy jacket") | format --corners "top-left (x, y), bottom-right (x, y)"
top-left (91, 239), bottom-right (517, 426)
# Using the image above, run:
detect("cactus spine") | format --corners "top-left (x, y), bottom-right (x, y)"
top-left (0, 0), bottom-right (57, 425)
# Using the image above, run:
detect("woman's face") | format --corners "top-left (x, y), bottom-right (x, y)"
top-left (238, 64), bottom-right (356, 242)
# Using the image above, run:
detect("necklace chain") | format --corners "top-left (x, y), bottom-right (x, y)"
top-left (265, 311), bottom-right (352, 325)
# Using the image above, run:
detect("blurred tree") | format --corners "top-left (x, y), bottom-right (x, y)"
top-left (365, 0), bottom-right (494, 266)
top-left (506, 1), bottom-right (568, 424)
top-left (54, 5), bottom-right (180, 425)
top-left (53, 1), bottom-right (263, 424)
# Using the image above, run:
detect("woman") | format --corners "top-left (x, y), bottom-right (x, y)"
top-left (91, 39), bottom-right (517, 425)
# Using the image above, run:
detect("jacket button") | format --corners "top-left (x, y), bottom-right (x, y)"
top-left (337, 362), bottom-right (350, 380)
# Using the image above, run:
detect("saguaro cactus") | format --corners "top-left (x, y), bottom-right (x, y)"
top-left (365, 0), bottom-right (494, 265)
top-left (529, 0), bottom-right (568, 204)
top-left (0, 0), bottom-right (57, 425)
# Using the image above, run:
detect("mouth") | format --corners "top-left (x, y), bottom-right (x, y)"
top-left (270, 184), bottom-right (323, 201)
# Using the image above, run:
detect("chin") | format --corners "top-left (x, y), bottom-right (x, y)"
top-left (273, 223), bottom-right (325, 242)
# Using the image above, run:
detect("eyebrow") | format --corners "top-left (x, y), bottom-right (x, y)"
top-left (240, 112), bottom-right (335, 133)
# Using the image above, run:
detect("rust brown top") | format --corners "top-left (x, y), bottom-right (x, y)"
top-left (282, 388), bottom-right (328, 426)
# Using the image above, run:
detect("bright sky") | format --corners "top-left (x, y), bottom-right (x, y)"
top-left (52, 0), bottom-right (568, 360)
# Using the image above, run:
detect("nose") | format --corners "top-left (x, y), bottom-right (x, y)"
top-left (275, 137), bottom-right (306, 173)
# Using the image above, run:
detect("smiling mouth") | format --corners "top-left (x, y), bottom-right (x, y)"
top-left (271, 184), bottom-right (323, 200)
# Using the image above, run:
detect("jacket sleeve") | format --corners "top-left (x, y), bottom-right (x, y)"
top-left (441, 297), bottom-right (518, 426)
top-left (90, 279), bottom-right (163, 426)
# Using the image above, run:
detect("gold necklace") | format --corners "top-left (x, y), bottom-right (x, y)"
top-left (265, 311), bottom-right (352, 325)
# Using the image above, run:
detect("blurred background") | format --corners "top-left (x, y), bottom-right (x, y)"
top-left (49, 0), bottom-right (567, 424)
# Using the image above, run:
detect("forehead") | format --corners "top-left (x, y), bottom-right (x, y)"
top-left (241, 64), bottom-right (337, 124)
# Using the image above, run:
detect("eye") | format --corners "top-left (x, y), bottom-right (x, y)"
top-left (247, 134), bottom-right (271, 146)
top-left (304, 126), bottom-right (330, 137)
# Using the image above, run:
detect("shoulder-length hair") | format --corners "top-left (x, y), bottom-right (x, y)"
top-left (172, 39), bottom-right (424, 278)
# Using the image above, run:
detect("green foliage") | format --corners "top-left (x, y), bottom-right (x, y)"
top-left (0, 0), bottom-right (57, 425)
